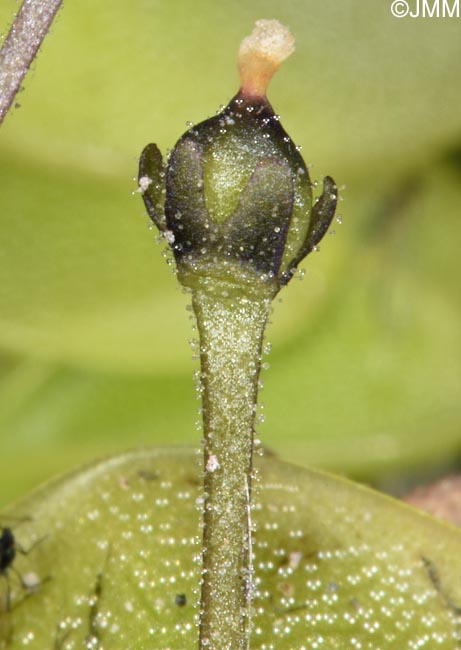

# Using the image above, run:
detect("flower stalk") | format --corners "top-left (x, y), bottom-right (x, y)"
top-left (139, 18), bottom-right (338, 650)
top-left (194, 290), bottom-right (270, 649)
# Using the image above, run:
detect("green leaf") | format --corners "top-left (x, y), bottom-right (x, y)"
top-left (2, 448), bottom-right (461, 648)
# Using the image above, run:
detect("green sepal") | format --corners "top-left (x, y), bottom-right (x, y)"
top-left (166, 138), bottom-right (216, 255)
top-left (224, 157), bottom-right (294, 275)
top-left (305, 176), bottom-right (338, 254)
top-left (282, 176), bottom-right (338, 284)
top-left (138, 143), bottom-right (166, 232)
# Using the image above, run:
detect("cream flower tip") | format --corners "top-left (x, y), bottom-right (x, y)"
top-left (239, 19), bottom-right (295, 65)
top-left (238, 19), bottom-right (295, 97)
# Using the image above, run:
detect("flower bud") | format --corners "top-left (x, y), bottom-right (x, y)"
top-left (139, 20), bottom-right (338, 296)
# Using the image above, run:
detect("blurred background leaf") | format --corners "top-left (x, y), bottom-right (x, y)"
top-left (0, 0), bottom-right (460, 506)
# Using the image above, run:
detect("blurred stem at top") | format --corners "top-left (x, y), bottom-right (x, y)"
top-left (139, 19), bottom-right (338, 650)
top-left (0, 0), bottom-right (63, 125)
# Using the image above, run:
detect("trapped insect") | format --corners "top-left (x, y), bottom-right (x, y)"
top-left (0, 522), bottom-right (44, 611)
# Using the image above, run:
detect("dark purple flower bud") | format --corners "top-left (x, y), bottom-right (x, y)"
top-left (139, 20), bottom-right (337, 296)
